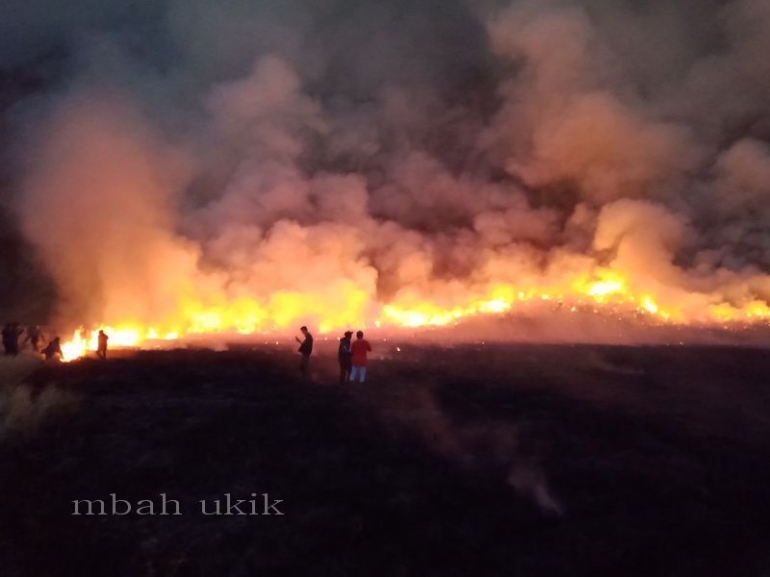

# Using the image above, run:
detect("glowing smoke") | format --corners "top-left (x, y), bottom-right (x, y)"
top-left (2, 0), bottom-right (770, 340)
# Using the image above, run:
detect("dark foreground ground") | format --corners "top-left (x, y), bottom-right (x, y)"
top-left (2, 342), bottom-right (770, 576)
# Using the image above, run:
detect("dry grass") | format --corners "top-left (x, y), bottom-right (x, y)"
top-left (0, 353), bottom-right (41, 388)
top-left (0, 354), bottom-right (78, 437)
top-left (2, 346), bottom-right (770, 576)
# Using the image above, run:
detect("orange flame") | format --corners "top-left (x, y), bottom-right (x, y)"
top-left (58, 264), bottom-right (770, 361)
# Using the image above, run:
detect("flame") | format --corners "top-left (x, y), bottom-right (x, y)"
top-left (57, 265), bottom-right (770, 361)
top-left (60, 325), bottom-right (156, 361)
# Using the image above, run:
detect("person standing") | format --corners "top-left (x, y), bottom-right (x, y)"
top-left (97, 329), bottom-right (109, 360)
top-left (349, 330), bottom-right (372, 384)
top-left (2, 322), bottom-right (23, 356)
top-left (295, 326), bottom-right (313, 378)
top-left (338, 331), bottom-right (353, 385)
top-left (24, 325), bottom-right (43, 352)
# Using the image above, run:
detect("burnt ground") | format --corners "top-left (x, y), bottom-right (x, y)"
top-left (1, 342), bottom-right (770, 576)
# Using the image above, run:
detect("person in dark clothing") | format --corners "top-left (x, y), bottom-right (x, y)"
top-left (23, 325), bottom-right (43, 352)
top-left (295, 326), bottom-right (313, 378)
top-left (97, 329), bottom-right (109, 359)
top-left (338, 331), bottom-right (353, 385)
top-left (41, 337), bottom-right (63, 361)
top-left (2, 322), bottom-right (23, 356)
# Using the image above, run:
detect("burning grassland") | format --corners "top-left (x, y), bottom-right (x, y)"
top-left (2, 1), bottom-right (770, 355)
top-left (3, 1), bottom-right (770, 567)
top-left (56, 302), bottom-right (770, 362)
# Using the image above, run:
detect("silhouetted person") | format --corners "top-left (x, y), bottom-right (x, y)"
top-left (97, 329), bottom-right (109, 360)
top-left (349, 330), bottom-right (372, 384)
top-left (295, 326), bottom-right (313, 378)
top-left (338, 331), bottom-right (353, 385)
top-left (41, 337), bottom-right (63, 361)
top-left (23, 325), bottom-right (43, 352)
top-left (2, 322), bottom-right (23, 356)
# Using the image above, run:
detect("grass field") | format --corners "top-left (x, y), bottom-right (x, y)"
top-left (1, 341), bottom-right (769, 576)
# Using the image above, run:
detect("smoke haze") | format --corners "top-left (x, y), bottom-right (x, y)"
top-left (2, 0), bottom-right (770, 335)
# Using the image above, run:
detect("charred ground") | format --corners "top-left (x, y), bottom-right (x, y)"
top-left (1, 342), bottom-right (770, 576)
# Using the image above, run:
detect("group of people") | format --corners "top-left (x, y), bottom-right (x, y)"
top-left (2, 323), bottom-right (52, 357)
top-left (2, 322), bottom-right (63, 360)
top-left (2, 323), bottom-right (109, 361)
top-left (295, 326), bottom-right (372, 384)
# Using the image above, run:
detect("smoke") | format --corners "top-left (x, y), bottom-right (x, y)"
top-left (354, 381), bottom-right (563, 515)
top-left (2, 0), bottom-right (770, 334)
top-left (15, 87), bottom-right (201, 328)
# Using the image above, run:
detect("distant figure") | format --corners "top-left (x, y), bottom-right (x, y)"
top-left (41, 337), bottom-right (63, 361)
top-left (295, 326), bottom-right (313, 378)
top-left (2, 322), bottom-right (23, 356)
top-left (23, 325), bottom-right (43, 352)
top-left (349, 330), bottom-right (372, 384)
top-left (97, 330), bottom-right (109, 360)
top-left (338, 331), bottom-right (353, 385)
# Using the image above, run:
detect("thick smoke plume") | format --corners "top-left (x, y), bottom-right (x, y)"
top-left (2, 0), bottom-right (770, 336)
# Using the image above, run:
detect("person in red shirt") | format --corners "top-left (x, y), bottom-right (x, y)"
top-left (349, 330), bottom-right (372, 384)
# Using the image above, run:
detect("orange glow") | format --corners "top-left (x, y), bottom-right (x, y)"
top-left (61, 325), bottom-right (146, 361)
top-left (58, 265), bottom-right (770, 361)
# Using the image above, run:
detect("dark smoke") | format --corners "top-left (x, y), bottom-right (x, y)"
top-left (1, 0), bottom-right (769, 332)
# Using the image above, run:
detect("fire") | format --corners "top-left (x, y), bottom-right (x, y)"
top-left (60, 326), bottom-right (158, 362)
top-left (57, 266), bottom-right (770, 361)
